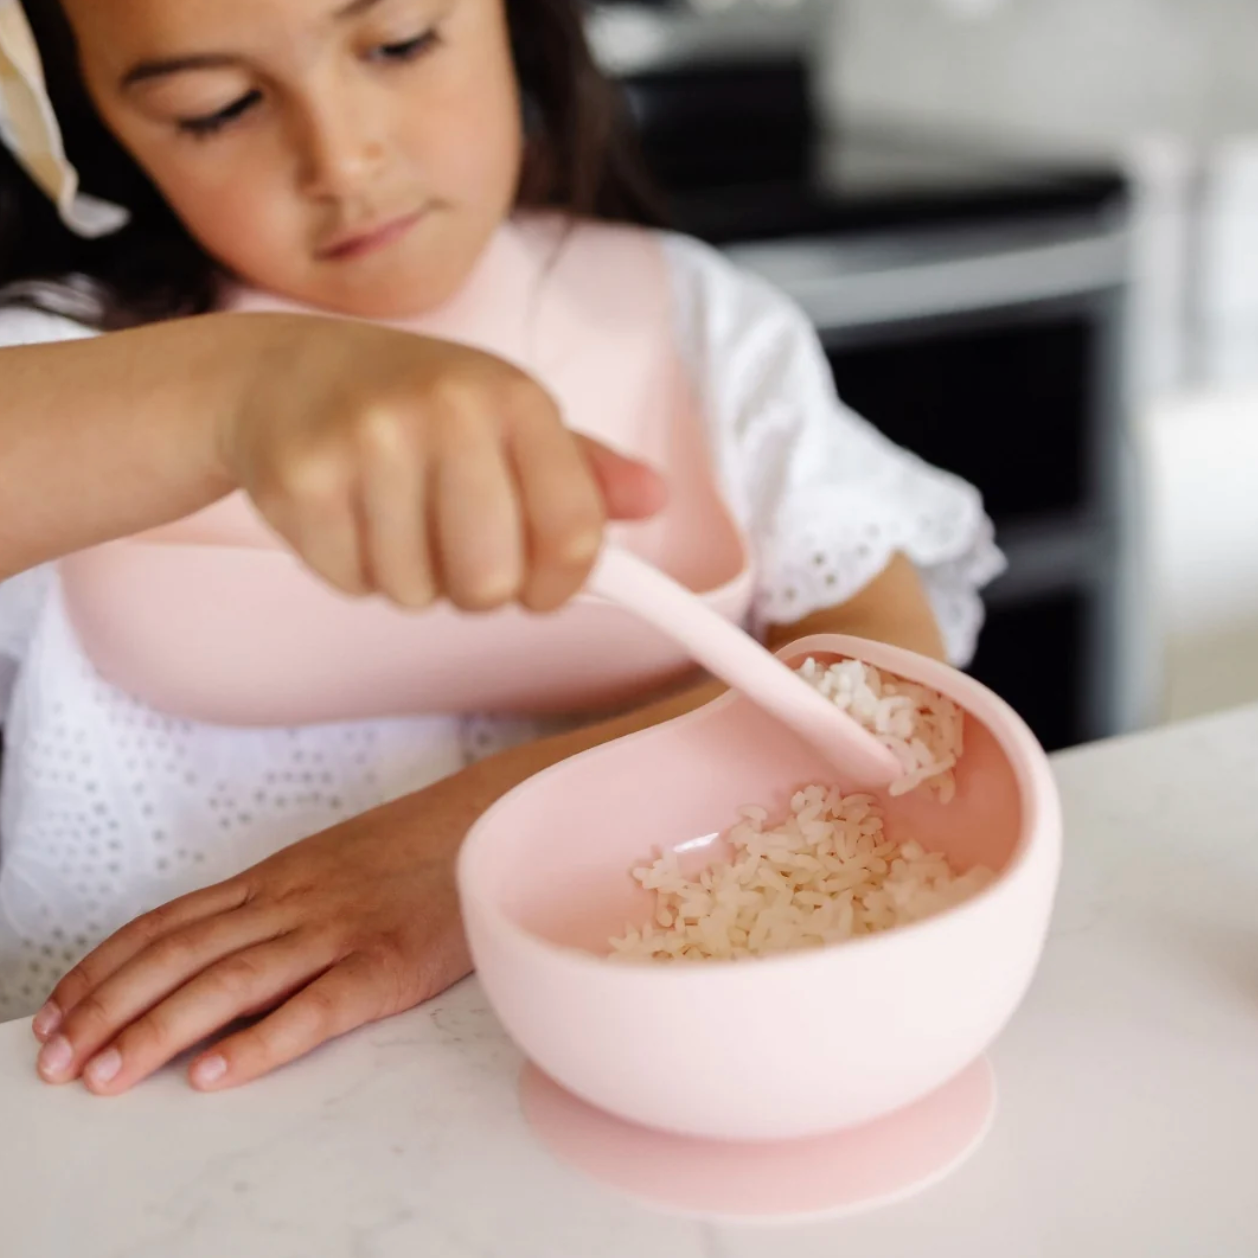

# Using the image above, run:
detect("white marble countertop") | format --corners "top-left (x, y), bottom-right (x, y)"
top-left (4, 706), bottom-right (1258, 1258)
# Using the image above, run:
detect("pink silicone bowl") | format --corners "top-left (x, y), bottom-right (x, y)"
top-left (458, 633), bottom-right (1062, 1142)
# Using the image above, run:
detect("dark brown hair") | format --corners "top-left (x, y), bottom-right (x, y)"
top-left (0, 0), bottom-right (662, 329)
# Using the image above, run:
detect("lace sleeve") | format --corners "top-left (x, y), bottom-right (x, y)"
top-left (663, 234), bottom-right (1005, 667)
top-left (0, 302), bottom-right (96, 348)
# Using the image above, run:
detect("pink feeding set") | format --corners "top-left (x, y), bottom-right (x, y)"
top-left (56, 218), bottom-right (1061, 1221)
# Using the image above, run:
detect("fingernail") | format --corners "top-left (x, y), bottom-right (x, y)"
top-left (85, 1048), bottom-right (122, 1089)
top-left (37, 1035), bottom-right (73, 1081)
top-left (32, 1000), bottom-right (62, 1040)
top-left (191, 1055), bottom-right (227, 1089)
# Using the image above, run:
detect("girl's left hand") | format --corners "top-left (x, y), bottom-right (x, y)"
top-left (31, 778), bottom-right (476, 1095)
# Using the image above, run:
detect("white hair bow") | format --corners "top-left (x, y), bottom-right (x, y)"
top-left (0, 0), bottom-right (129, 237)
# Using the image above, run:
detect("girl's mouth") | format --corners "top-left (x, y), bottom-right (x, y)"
top-left (318, 209), bottom-right (427, 261)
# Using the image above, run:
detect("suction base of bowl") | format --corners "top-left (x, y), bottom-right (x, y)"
top-left (520, 1055), bottom-right (995, 1224)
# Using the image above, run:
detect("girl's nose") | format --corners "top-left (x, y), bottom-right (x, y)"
top-left (296, 89), bottom-right (389, 201)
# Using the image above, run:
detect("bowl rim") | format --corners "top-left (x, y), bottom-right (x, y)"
top-left (457, 632), bottom-right (1063, 979)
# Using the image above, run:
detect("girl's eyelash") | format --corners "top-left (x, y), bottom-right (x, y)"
top-left (174, 31), bottom-right (434, 138)
top-left (371, 31), bottom-right (438, 63)
top-left (178, 91), bottom-right (263, 138)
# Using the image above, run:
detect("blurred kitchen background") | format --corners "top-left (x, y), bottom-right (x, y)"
top-left (587, 0), bottom-right (1258, 751)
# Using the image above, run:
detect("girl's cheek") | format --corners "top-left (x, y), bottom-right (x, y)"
top-left (423, 107), bottom-right (521, 211)
top-left (160, 166), bottom-right (295, 253)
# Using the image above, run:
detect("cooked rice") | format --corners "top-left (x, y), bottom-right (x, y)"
top-left (608, 659), bottom-right (993, 964)
top-left (798, 657), bottom-right (964, 800)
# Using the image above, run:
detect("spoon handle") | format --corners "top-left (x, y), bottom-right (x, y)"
top-left (587, 548), bottom-right (901, 788)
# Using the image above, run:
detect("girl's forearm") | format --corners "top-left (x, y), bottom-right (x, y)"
top-left (763, 553), bottom-right (947, 662)
top-left (0, 314), bottom-right (286, 579)
top-left (444, 674), bottom-right (726, 832)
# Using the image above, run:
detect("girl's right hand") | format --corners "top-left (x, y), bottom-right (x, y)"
top-left (220, 316), bottom-right (666, 613)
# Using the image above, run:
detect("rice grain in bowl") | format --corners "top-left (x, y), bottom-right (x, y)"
top-left (610, 658), bottom-right (990, 965)
top-left (458, 633), bottom-right (1061, 1142)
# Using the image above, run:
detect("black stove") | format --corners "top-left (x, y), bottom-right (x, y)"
top-left (620, 58), bottom-right (1128, 245)
top-left (616, 54), bottom-right (1144, 752)
top-left (660, 136), bottom-right (1128, 246)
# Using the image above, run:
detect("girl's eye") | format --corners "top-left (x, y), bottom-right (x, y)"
top-left (371, 31), bottom-right (438, 63)
top-left (178, 90), bottom-right (263, 138)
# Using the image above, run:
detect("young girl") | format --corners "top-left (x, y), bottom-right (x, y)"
top-left (0, 0), bottom-right (1002, 1095)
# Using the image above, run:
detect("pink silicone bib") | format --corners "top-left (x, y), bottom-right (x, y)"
top-left (60, 217), bottom-right (754, 725)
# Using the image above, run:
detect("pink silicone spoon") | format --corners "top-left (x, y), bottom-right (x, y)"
top-left (587, 547), bottom-right (903, 790)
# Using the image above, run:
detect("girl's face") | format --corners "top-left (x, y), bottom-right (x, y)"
top-left (60, 0), bottom-right (524, 318)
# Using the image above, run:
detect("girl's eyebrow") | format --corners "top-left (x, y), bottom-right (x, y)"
top-left (122, 0), bottom-right (391, 88)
